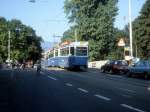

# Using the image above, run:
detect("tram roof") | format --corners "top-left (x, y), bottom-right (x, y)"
top-left (51, 41), bottom-right (88, 50)
top-left (59, 41), bottom-right (88, 47)
top-left (70, 41), bottom-right (88, 46)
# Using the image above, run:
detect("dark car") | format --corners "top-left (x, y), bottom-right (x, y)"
top-left (126, 60), bottom-right (150, 79)
top-left (100, 60), bottom-right (128, 74)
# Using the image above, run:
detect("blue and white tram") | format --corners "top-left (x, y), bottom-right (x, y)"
top-left (47, 41), bottom-right (88, 69)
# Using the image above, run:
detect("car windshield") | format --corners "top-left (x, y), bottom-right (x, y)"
top-left (121, 61), bottom-right (128, 65)
top-left (135, 61), bottom-right (148, 67)
top-left (106, 60), bottom-right (114, 64)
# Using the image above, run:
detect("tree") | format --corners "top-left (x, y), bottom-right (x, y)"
top-left (108, 28), bottom-right (129, 60)
top-left (0, 17), bottom-right (43, 63)
top-left (132, 0), bottom-right (150, 59)
top-left (0, 17), bottom-right (9, 62)
top-left (64, 0), bottom-right (118, 61)
top-left (62, 26), bottom-right (76, 42)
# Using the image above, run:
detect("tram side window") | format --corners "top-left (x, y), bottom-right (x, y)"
top-left (67, 47), bottom-right (69, 55)
top-left (76, 47), bottom-right (87, 56)
top-left (60, 47), bottom-right (69, 56)
top-left (55, 50), bottom-right (58, 56)
top-left (60, 49), bottom-right (63, 56)
top-left (70, 47), bottom-right (74, 56)
top-left (49, 52), bottom-right (53, 58)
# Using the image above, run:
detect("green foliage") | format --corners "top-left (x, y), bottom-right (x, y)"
top-left (62, 26), bottom-right (76, 42)
top-left (0, 17), bottom-right (8, 62)
top-left (132, 0), bottom-right (150, 59)
top-left (0, 17), bottom-right (43, 63)
top-left (109, 28), bottom-right (129, 60)
top-left (64, 0), bottom-right (118, 61)
top-left (0, 53), bottom-right (3, 63)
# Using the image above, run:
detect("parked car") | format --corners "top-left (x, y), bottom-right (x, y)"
top-left (100, 60), bottom-right (128, 74)
top-left (126, 60), bottom-right (150, 79)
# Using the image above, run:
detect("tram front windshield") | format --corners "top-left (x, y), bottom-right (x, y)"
top-left (76, 47), bottom-right (87, 56)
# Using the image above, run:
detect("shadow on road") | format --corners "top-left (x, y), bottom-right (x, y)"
top-left (0, 70), bottom-right (14, 112)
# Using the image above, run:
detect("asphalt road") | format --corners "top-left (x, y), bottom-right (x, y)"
top-left (0, 68), bottom-right (150, 112)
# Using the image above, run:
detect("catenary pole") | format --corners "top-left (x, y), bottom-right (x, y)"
top-left (129, 0), bottom-right (133, 58)
top-left (8, 30), bottom-right (11, 63)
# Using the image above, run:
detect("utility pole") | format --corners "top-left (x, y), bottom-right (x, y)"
top-left (8, 30), bottom-right (11, 63)
top-left (75, 29), bottom-right (77, 43)
top-left (53, 35), bottom-right (62, 44)
top-left (129, 0), bottom-right (133, 58)
top-left (53, 35), bottom-right (62, 57)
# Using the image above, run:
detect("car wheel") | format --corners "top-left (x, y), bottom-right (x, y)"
top-left (109, 69), bottom-right (113, 74)
top-left (126, 72), bottom-right (132, 77)
top-left (119, 70), bottom-right (124, 75)
top-left (101, 69), bottom-right (105, 73)
top-left (144, 74), bottom-right (149, 80)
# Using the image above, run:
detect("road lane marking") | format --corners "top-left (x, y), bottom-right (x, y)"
top-left (119, 88), bottom-right (135, 93)
top-left (94, 94), bottom-right (111, 101)
top-left (121, 104), bottom-right (146, 112)
top-left (107, 74), bottom-right (123, 78)
top-left (121, 94), bottom-right (132, 98)
top-left (65, 83), bottom-right (73, 87)
top-left (78, 88), bottom-right (88, 93)
top-left (148, 86), bottom-right (150, 91)
top-left (48, 76), bottom-right (57, 81)
top-left (88, 71), bottom-right (99, 73)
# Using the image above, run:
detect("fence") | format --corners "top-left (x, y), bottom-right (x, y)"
top-left (88, 60), bottom-right (108, 69)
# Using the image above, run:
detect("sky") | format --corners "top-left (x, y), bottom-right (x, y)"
top-left (0, 0), bottom-right (146, 43)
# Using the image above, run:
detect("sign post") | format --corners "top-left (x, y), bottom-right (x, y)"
top-left (117, 38), bottom-right (125, 60)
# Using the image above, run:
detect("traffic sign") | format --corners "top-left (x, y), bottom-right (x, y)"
top-left (118, 38), bottom-right (125, 46)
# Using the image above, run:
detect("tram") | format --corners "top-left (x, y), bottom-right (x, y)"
top-left (46, 41), bottom-right (88, 69)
